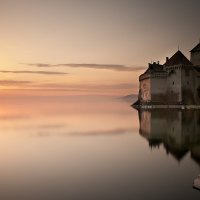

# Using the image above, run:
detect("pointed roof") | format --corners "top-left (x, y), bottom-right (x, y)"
top-left (164, 143), bottom-right (189, 161)
top-left (190, 42), bottom-right (200, 52)
top-left (164, 50), bottom-right (192, 66)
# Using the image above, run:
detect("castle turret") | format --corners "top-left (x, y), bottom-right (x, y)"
top-left (190, 42), bottom-right (200, 66)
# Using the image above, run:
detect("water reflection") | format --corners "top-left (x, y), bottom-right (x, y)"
top-left (138, 110), bottom-right (200, 165)
top-left (0, 96), bottom-right (200, 199)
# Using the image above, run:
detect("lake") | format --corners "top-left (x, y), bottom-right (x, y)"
top-left (0, 96), bottom-right (199, 199)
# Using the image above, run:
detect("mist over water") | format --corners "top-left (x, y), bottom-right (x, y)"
top-left (0, 96), bottom-right (199, 199)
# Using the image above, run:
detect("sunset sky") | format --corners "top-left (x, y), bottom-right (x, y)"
top-left (0, 0), bottom-right (200, 96)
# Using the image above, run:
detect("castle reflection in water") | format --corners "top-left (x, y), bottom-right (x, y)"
top-left (138, 110), bottom-right (200, 165)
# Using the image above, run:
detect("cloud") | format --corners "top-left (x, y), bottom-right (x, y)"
top-left (0, 80), bottom-right (32, 86)
top-left (0, 70), bottom-right (68, 75)
top-left (32, 82), bottom-right (136, 90)
top-left (0, 79), bottom-right (136, 92)
top-left (69, 128), bottom-right (133, 136)
top-left (0, 114), bottom-right (29, 120)
top-left (25, 63), bottom-right (146, 72)
top-left (35, 128), bottom-right (134, 137)
top-left (5, 82), bottom-right (134, 91)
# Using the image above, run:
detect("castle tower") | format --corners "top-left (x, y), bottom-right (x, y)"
top-left (164, 50), bottom-right (195, 104)
top-left (190, 42), bottom-right (200, 66)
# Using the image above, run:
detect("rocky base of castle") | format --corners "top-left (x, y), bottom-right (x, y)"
top-left (132, 103), bottom-right (200, 110)
top-left (132, 100), bottom-right (200, 109)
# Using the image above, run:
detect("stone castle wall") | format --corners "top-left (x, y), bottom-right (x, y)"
top-left (151, 77), bottom-right (167, 103)
top-left (165, 66), bottom-right (182, 104)
top-left (140, 78), bottom-right (151, 103)
top-left (181, 68), bottom-right (196, 104)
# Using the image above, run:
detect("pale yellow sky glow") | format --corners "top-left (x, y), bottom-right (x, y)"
top-left (0, 0), bottom-right (200, 96)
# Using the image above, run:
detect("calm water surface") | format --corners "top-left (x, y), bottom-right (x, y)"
top-left (0, 96), bottom-right (199, 200)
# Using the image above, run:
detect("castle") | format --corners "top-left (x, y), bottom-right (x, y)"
top-left (135, 42), bottom-right (200, 107)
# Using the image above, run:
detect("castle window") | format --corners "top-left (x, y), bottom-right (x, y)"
top-left (187, 81), bottom-right (189, 85)
top-left (172, 81), bottom-right (174, 85)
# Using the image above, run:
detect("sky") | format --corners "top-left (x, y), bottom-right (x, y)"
top-left (0, 0), bottom-right (200, 96)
